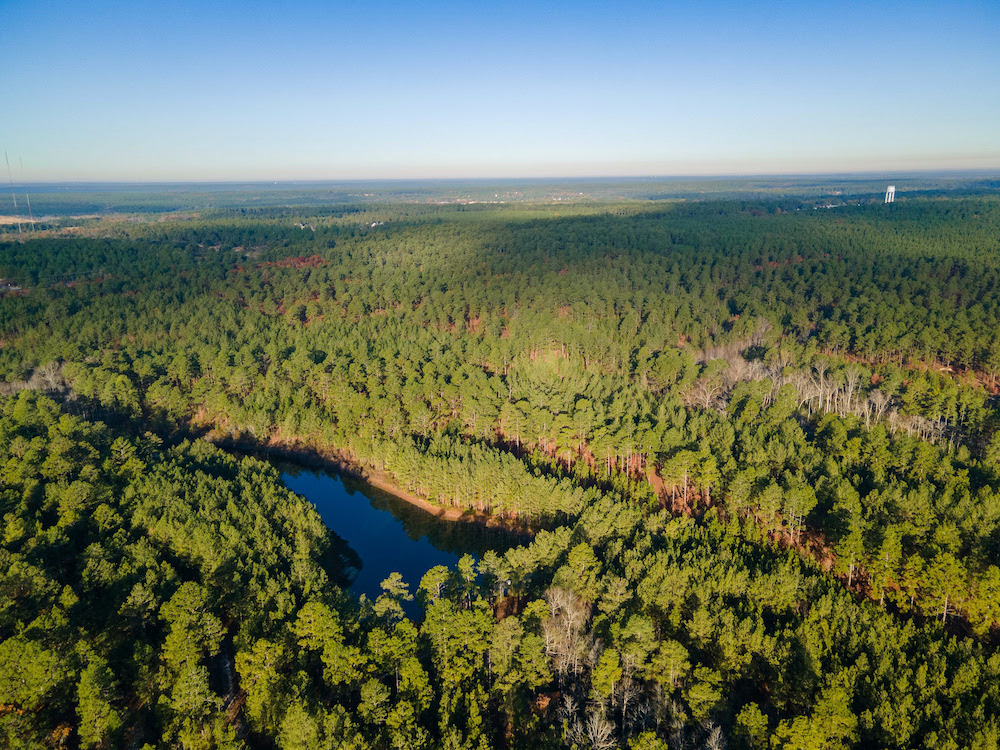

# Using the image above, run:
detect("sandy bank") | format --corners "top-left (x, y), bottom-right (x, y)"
top-left (204, 433), bottom-right (528, 534)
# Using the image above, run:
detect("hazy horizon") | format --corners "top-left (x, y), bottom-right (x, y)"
top-left (4, 158), bottom-right (1000, 187)
top-left (9, 168), bottom-right (1000, 189)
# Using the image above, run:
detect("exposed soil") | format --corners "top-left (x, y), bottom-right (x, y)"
top-left (203, 431), bottom-right (529, 535)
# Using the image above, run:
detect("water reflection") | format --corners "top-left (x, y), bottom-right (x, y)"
top-left (281, 465), bottom-right (519, 604)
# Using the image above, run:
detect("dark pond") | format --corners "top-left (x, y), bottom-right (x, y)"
top-left (281, 466), bottom-right (520, 604)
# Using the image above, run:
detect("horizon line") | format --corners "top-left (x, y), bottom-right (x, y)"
top-left (10, 167), bottom-right (1000, 187)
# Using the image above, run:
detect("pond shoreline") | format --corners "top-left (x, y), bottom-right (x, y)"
top-left (204, 433), bottom-right (533, 536)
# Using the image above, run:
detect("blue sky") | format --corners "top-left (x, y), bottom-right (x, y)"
top-left (2, 0), bottom-right (998, 181)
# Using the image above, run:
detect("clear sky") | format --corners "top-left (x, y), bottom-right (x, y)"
top-left (2, 0), bottom-right (998, 181)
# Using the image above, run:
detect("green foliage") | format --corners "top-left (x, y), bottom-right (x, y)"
top-left (5, 194), bottom-right (1000, 748)
top-left (75, 656), bottom-right (122, 749)
top-left (0, 393), bottom-right (334, 748)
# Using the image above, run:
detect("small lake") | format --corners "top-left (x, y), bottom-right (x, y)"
top-left (281, 466), bottom-right (519, 604)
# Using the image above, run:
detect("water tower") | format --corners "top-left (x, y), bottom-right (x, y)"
top-left (885, 185), bottom-right (895, 204)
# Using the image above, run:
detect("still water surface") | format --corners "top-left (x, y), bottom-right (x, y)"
top-left (281, 466), bottom-right (517, 603)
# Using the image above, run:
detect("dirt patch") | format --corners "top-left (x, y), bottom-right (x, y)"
top-left (263, 255), bottom-right (326, 269)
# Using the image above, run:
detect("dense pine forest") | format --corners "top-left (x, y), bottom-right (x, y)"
top-left (3, 190), bottom-right (1000, 749)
